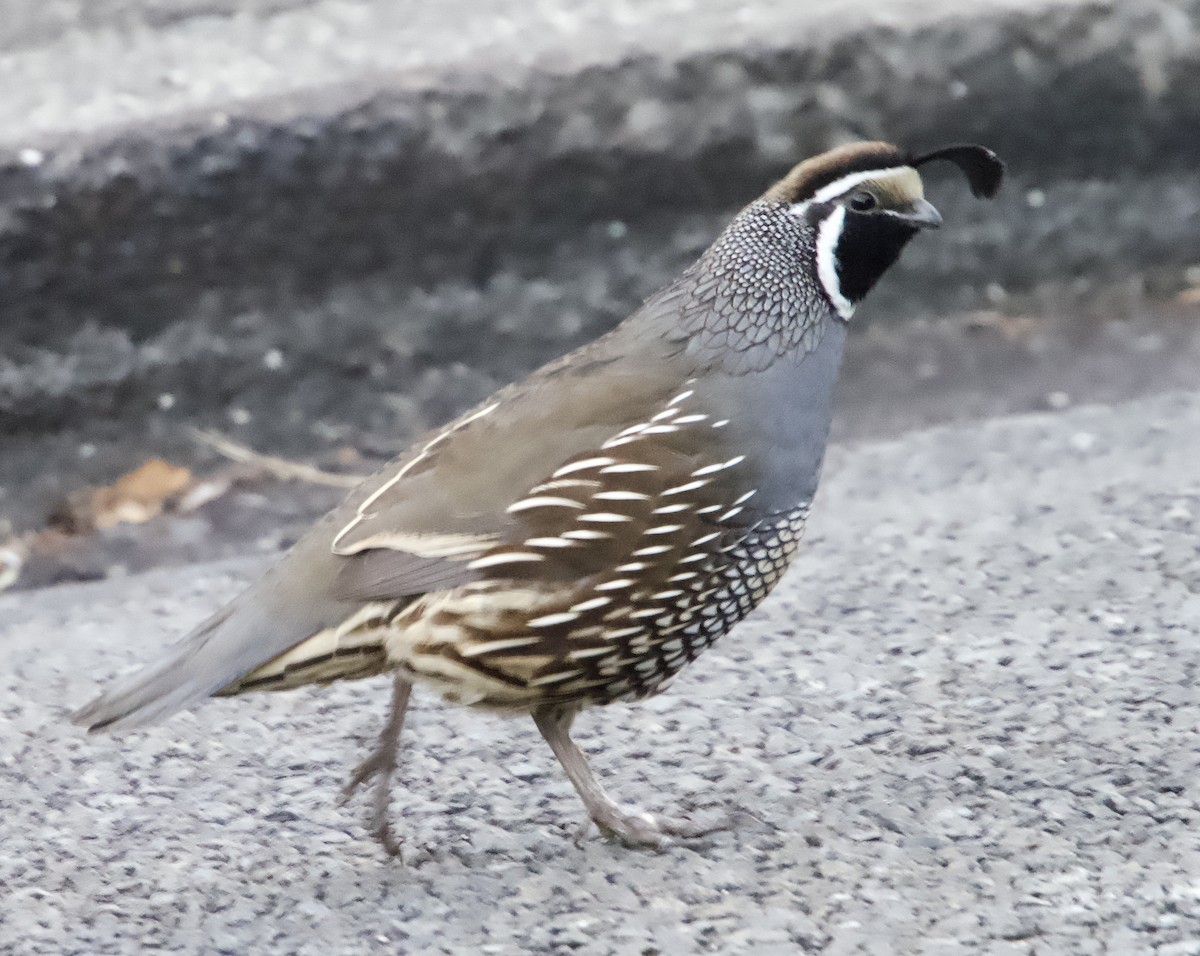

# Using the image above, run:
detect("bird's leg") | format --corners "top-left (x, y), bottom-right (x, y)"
top-left (532, 705), bottom-right (723, 849)
top-left (340, 675), bottom-right (412, 857)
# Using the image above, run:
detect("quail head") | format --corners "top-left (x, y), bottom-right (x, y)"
top-left (74, 140), bottom-right (1004, 854)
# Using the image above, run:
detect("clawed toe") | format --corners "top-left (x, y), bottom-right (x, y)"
top-left (339, 753), bottom-right (388, 806)
top-left (656, 810), bottom-right (730, 839)
top-left (589, 806), bottom-right (730, 849)
top-left (370, 815), bottom-right (403, 859)
top-left (594, 810), bottom-right (672, 849)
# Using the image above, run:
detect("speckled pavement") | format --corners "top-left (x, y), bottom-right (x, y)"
top-left (4, 389), bottom-right (1200, 954)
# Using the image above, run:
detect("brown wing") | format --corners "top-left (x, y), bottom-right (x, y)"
top-left (368, 387), bottom-right (780, 708)
top-left (325, 317), bottom-right (702, 601)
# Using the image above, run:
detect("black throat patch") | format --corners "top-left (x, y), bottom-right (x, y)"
top-left (832, 213), bottom-right (919, 306)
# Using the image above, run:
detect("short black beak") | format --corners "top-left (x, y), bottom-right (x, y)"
top-left (896, 198), bottom-right (942, 229)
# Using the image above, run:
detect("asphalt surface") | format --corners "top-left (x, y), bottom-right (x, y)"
top-left (5, 388), bottom-right (1200, 954)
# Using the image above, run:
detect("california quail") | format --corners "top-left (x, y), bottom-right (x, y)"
top-left (73, 140), bottom-right (1004, 854)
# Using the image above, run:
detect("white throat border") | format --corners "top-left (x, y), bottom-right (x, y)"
top-left (815, 205), bottom-right (854, 319)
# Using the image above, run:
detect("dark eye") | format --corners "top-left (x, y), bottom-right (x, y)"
top-left (848, 191), bottom-right (877, 212)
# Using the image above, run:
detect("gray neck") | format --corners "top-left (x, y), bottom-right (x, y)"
top-left (670, 199), bottom-right (835, 375)
top-left (737, 317), bottom-right (847, 512)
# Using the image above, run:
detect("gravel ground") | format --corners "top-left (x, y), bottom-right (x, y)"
top-left (4, 388), bottom-right (1200, 953)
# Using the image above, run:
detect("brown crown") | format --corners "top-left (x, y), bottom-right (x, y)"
top-left (764, 141), bottom-right (909, 205)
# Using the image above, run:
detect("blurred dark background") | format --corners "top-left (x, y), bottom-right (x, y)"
top-left (1, 0), bottom-right (1198, 589)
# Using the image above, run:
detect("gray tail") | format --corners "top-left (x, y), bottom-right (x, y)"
top-left (72, 603), bottom-right (250, 732)
top-left (71, 583), bottom-right (338, 733)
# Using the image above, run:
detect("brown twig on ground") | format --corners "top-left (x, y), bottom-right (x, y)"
top-left (190, 428), bottom-right (367, 489)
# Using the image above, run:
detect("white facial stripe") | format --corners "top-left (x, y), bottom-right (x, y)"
top-left (815, 205), bottom-right (854, 319)
top-left (787, 166), bottom-right (918, 227)
top-left (809, 166), bottom-right (910, 204)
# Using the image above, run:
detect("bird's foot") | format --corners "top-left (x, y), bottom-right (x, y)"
top-left (336, 678), bottom-right (411, 858)
top-left (339, 748), bottom-right (403, 859)
top-left (339, 746), bottom-right (391, 803)
top-left (580, 805), bottom-right (730, 849)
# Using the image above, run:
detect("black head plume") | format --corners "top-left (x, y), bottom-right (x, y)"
top-left (911, 144), bottom-right (1004, 199)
